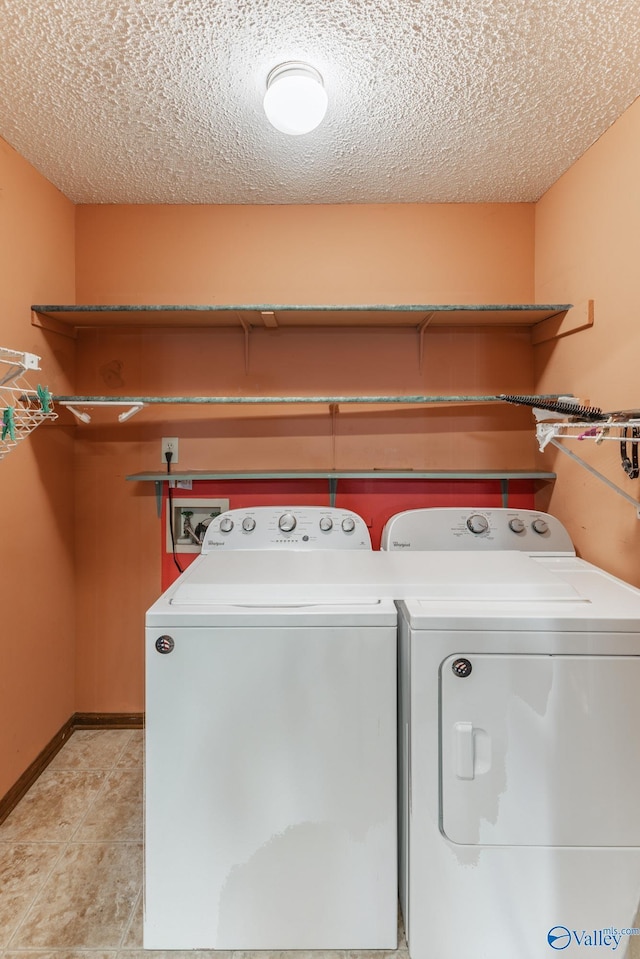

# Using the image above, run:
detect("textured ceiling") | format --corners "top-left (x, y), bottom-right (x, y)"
top-left (0, 0), bottom-right (639, 205)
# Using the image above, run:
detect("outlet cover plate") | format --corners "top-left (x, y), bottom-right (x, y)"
top-left (161, 437), bottom-right (179, 463)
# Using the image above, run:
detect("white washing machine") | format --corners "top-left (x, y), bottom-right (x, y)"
top-left (145, 507), bottom-right (397, 950)
top-left (382, 508), bottom-right (640, 959)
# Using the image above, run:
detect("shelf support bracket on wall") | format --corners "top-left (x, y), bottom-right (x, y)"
top-left (417, 313), bottom-right (435, 371)
top-left (61, 400), bottom-right (145, 423)
top-left (329, 403), bottom-right (339, 477)
top-left (531, 299), bottom-right (594, 345)
top-left (328, 475), bottom-right (338, 508)
top-left (548, 437), bottom-right (640, 519)
top-left (239, 316), bottom-right (251, 374)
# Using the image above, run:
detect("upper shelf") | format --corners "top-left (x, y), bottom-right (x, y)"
top-left (31, 303), bottom-right (573, 335)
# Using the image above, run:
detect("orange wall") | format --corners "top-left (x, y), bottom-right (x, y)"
top-left (76, 202), bottom-right (533, 305)
top-left (72, 202), bottom-right (538, 711)
top-left (535, 97), bottom-right (640, 584)
top-left (0, 138), bottom-right (76, 798)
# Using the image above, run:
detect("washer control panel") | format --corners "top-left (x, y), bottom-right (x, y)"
top-left (202, 507), bottom-right (372, 551)
top-left (380, 508), bottom-right (575, 554)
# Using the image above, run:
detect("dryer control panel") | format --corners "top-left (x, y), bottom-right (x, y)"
top-left (201, 506), bottom-right (372, 551)
top-left (381, 508), bottom-right (575, 555)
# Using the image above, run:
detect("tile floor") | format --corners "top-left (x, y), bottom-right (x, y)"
top-left (0, 729), bottom-right (408, 959)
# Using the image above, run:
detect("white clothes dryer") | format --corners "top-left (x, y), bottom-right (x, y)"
top-left (144, 507), bottom-right (397, 951)
top-left (382, 508), bottom-right (640, 959)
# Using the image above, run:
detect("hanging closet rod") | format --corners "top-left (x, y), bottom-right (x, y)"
top-left (53, 393), bottom-right (566, 407)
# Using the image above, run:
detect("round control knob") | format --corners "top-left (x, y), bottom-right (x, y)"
top-left (319, 516), bottom-right (333, 531)
top-left (532, 518), bottom-right (549, 535)
top-left (509, 518), bottom-right (525, 534)
top-left (155, 635), bottom-right (175, 655)
top-left (341, 516), bottom-right (356, 533)
top-left (466, 514), bottom-right (489, 535)
top-left (452, 658), bottom-right (472, 678)
top-left (219, 516), bottom-right (234, 533)
top-left (278, 512), bottom-right (297, 532)
top-left (242, 516), bottom-right (256, 532)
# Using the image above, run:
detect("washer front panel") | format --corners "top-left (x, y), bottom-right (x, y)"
top-left (145, 621), bottom-right (397, 950)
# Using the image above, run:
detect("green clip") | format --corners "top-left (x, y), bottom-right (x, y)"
top-left (2, 406), bottom-right (16, 441)
top-left (36, 384), bottom-right (52, 414)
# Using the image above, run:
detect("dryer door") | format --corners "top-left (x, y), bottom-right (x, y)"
top-left (440, 652), bottom-right (640, 846)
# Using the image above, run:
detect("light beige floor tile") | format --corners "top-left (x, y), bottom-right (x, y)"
top-left (48, 729), bottom-right (134, 771)
top-left (0, 843), bottom-right (64, 948)
top-left (120, 889), bottom-right (142, 948)
top-left (8, 841), bottom-right (142, 949)
top-left (116, 730), bottom-right (143, 768)
top-left (346, 951), bottom-right (408, 959)
top-left (625, 902), bottom-right (640, 958)
top-left (5, 953), bottom-right (116, 958)
top-left (73, 769), bottom-right (143, 842)
top-left (237, 953), bottom-right (346, 959)
top-left (0, 771), bottom-right (107, 842)
top-left (119, 953), bottom-right (232, 958)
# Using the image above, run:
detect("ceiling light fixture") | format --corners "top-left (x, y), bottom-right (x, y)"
top-left (263, 61), bottom-right (328, 136)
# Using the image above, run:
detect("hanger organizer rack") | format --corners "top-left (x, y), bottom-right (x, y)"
top-left (536, 418), bottom-right (640, 519)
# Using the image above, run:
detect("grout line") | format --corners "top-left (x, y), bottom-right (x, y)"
top-left (117, 884), bottom-right (143, 950)
top-left (68, 769), bottom-right (113, 841)
top-left (113, 728), bottom-right (137, 768)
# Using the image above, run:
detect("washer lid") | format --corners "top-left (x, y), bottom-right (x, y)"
top-left (166, 549), bottom-right (578, 606)
top-left (148, 597), bottom-right (398, 628)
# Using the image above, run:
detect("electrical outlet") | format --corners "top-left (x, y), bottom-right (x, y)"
top-left (161, 437), bottom-right (179, 463)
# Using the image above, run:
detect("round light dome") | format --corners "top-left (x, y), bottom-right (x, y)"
top-left (263, 62), bottom-right (328, 136)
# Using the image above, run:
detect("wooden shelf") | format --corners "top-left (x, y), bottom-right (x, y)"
top-left (32, 303), bottom-right (572, 335)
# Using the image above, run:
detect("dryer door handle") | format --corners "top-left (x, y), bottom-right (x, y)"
top-left (453, 721), bottom-right (475, 779)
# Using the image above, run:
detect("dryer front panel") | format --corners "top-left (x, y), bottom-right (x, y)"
top-left (440, 653), bottom-right (640, 846)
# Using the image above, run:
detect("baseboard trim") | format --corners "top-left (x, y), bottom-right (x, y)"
top-left (0, 712), bottom-right (144, 825)
top-left (73, 712), bottom-right (144, 729)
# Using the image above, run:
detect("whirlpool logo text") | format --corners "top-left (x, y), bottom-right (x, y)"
top-left (548, 925), bottom-right (640, 951)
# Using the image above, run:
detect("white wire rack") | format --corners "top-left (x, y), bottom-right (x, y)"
top-left (0, 348), bottom-right (57, 460)
top-left (536, 417), bottom-right (640, 518)
top-left (536, 420), bottom-right (640, 450)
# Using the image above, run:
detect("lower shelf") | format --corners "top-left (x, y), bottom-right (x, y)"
top-left (126, 469), bottom-right (556, 514)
